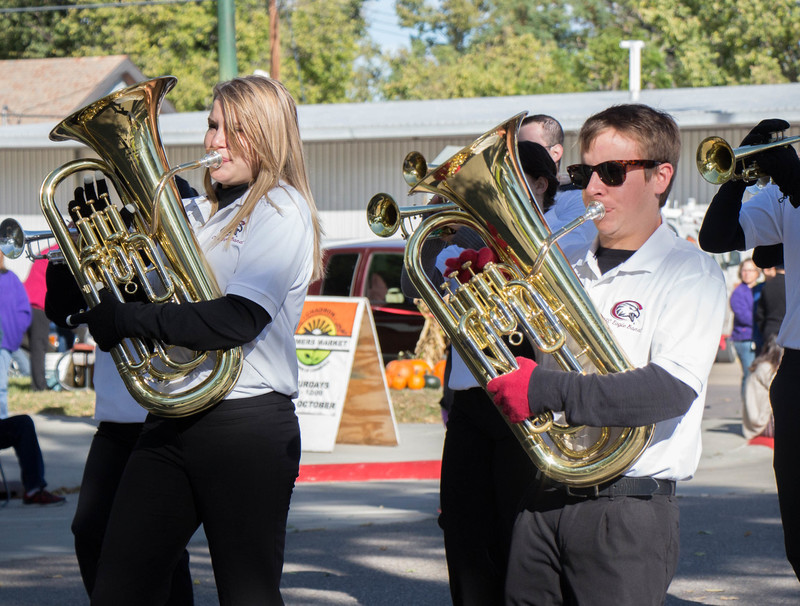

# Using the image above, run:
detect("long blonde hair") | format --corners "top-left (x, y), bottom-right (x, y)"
top-left (203, 75), bottom-right (324, 279)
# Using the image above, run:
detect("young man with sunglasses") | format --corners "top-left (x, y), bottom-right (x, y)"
top-left (488, 104), bottom-right (727, 605)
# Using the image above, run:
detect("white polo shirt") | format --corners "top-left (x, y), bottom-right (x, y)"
top-left (435, 244), bottom-right (481, 391)
top-left (93, 349), bottom-right (148, 423)
top-left (162, 182), bottom-right (315, 399)
top-left (572, 222), bottom-right (727, 481)
top-left (738, 183), bottom-right (800, 348)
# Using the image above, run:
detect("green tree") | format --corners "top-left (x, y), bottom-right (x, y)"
top-left (0, 0), bottom-right (372, 110)
top-left (382, 31), bottom-right (577, 99)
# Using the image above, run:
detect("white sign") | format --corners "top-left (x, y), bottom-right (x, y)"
top-left (294, 296), bottom-right (397, 452)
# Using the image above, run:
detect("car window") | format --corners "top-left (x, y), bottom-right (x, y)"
top-left (320, 253), bottom-right (359, 296)
top-left (366, 252), bottom-right (411, 307)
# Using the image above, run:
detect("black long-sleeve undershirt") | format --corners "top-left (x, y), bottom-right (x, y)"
top-left (115, 294), bottom-right (270, 351)
top-left (697, 180), bottom-right (747, 253)
top-left (528, 363), bottom-right (698, 427)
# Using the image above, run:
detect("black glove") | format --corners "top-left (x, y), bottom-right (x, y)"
top-left (752, 244), bottom-right (784, 269)
top-left (70, 290), bottom-right (123, 352)
top-left (741, 119), bottom-right (791, 146)
top-left (753, 147), bottom-right (800, 208)
top-left (44, 262), bottom-right (86, 328)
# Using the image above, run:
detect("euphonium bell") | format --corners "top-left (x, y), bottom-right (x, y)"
top-left (40, 76), bottom-right (242, 417)
top-left (369, 113), bottom-right (653, 487)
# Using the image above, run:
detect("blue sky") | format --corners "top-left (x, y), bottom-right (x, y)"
top-left (363, 0), bottom-right (412, 53)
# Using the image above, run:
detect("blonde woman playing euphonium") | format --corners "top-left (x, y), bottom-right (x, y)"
top-left (75, 75), bottom-right (323, 605)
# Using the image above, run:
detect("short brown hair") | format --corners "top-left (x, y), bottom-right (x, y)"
top-left (578, 104), bottom-right (680, 207)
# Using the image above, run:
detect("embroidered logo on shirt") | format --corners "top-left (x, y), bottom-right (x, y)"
top-left (611, 300), bottom-right (643, 324)
top-left (214, 219), bottom-right (248, 245)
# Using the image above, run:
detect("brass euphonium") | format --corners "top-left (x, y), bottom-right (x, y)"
top-left (40, 76), bottom-right (242, 417)
top-left (367, 113), bottom-right (653, 487)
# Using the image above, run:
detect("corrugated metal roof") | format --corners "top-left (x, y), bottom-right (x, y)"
top-left (3, 82), bottom-right (800, 149)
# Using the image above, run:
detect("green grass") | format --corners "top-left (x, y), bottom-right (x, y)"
top-left (7, 377), bottom-right (444, 424)
top-left (8, 377), bottom-right (95, 418)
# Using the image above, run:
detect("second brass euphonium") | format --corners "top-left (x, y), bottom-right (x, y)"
top-left (368, 113), bottom-right (653, 487)
top-left (40, 76), bottom-right (242, 417)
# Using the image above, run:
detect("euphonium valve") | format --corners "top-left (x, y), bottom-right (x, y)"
top-left (40, 76), bottom-right (242, 417)
top-left (369, 113), bottom-right (653, 487)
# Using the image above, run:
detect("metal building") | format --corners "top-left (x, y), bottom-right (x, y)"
top-left (2, 81), bottom-right (800, 277)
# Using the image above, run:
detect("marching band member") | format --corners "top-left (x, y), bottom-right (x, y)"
top-left (45, 176), bottom-right (200, 603)
top-left (698, 118), bottom-right (800, 581)
top-left (489, 104), bottom-right (726, 605)
top-left (73, 75), bottom-right (323, 605)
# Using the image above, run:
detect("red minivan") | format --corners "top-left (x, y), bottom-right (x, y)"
top-left (306, 239), bottom-right (425, 362)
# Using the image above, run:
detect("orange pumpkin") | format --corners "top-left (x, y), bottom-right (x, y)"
top-left (409, 359), bottom-right (432, 377)
top-left (407, 373), bottom-right (426, 390)
top-left (433, 359), bottom-right (447, 384)
top-left (391, 374), bottom-right (408, 390)
top-left (385, 359), bottom-right (413, 383)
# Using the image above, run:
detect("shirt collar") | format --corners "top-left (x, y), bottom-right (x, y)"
top-left (574, 220), bottom-right (676, 281)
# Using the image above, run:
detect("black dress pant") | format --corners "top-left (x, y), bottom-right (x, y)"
top-left (505, 485), bottom-right (679, 606)
top-left (770, 347), bottom-right (800, 581)
top-left (90, 393), bottom-right (301, 606)
top-left (439, 387), bottom-right (537, 606)
top-left (72, 421), bottom-right (194, 604)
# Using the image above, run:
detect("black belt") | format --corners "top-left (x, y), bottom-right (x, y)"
top-left (546, 476), bottom-right (676, 499)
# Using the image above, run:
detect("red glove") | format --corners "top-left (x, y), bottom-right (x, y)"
top-left (444, 247), bottom-right (498, 283)
top-left (486, 356), bottom-right (537, 423)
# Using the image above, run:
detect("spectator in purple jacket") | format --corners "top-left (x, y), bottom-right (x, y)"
top-left (730, 258), bottom-right (761, 401)
top-left (0, 250), bottom-right (32, 419)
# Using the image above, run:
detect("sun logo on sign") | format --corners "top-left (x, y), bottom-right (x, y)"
top-left (296, 315), bottom-right (337, 366)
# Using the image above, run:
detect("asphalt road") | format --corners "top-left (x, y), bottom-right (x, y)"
top-left (0, 362), bottom-right (798, 605)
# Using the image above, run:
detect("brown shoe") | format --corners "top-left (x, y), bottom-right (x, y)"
top-left (22, 489), bottom-right (66, 506)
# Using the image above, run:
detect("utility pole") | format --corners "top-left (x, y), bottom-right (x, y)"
top-left (218, 0), bottom-right (238, 81)
top-left (269, 0), bottom-right (280, 80)
top-left (619, 40), bottom-right (645, 101)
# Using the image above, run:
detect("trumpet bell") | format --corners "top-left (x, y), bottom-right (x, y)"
top-left (403, 151), bottom-right (428, 187)
top-left (696, 136), bottom-right (735, 184)
top-left (0, 218), bottom-right (25, 259)
top-left (367, 193), bottom-right (401, 237)
top-left (697, 133), bottom-right (800, 184)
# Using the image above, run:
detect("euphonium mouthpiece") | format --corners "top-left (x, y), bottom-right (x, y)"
top-left (585, 201), bottom-right (605, 221)
top-left (199, 151), bottom-right (223, 169)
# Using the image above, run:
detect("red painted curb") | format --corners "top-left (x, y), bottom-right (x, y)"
top-left (297, 460), bottom-right (441, 483)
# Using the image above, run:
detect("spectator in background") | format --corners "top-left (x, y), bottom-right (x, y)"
top-left (0, 250), bottom-right (32, 419)
top-left (23, 246), bottom-right (55, 391)
top-left (756, 263), bottom-right (786, 346)
top-left (743, 334), bottom-right (781, 442)
top-left (729, 259), bottom-right (761, 399)
top-left (0, 414), bottom-right (66, 505)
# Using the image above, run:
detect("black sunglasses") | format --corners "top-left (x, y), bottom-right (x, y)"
top-left (567, 160), bottom-right (664, 189)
